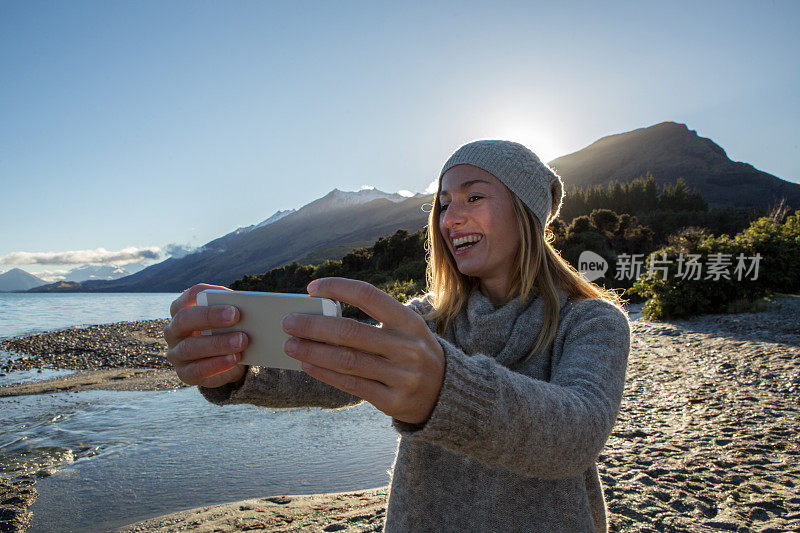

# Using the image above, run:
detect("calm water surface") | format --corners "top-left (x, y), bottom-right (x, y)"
top-left (0, 292), bottom-right (180, 338)
top-left (0, 293), bottom-right (398, 532)
top-left (4, 390), bottom-right (396, 532)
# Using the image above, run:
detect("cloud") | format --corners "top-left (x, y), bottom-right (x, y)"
top-left (397, 189), bottom-right (414, 197)
top-left (31, 269), bottom-right (71, 282)
top-left (424, 178), bottom-right (439, 194)
top-left (164, 243), bottom-right (197, 259)
top-left (0, 246), bottom-right (162, 266)
top-left (359, 184), bottom-right (375, 191)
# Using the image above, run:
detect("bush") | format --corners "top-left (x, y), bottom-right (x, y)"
top-left (733, 209), bottom-right (800, 293)
top-left (627, 209), bottom-right (800, 319)
top-left (381, 279), bottom-right (426, 304)
top-left (341, 279), bottom-right (426, 321)
top-left (553, 209), bottom-right (655, 293)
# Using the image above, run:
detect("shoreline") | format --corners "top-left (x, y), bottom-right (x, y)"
top-left (117, 487), bottom-right (390, 533)
top-left (1, 295), bottom-right (799, 531)
top-left (0, 318), bottom-right (185, 396)
top-left (0, 318), bottom-right (172, 373)
top-left (0, 368), bottom-right (187, 397)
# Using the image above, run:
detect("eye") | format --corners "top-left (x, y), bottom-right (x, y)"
top-left (440, 203), bottom-right (449, 211)
top-left (468, 195), bottom-right (483, 202)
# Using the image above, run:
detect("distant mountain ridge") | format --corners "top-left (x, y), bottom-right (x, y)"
top-left (288, 188), bottom-right (421, 219)
top-left (29, 189), bottom-right (433, 293)
top-left (0, 268), bottom-right (47, 292)
top-left (27, 121), bottom-right (800, 293)
top-left (547, 121), bottom-right (800, 210)
top-left (0, 264), bottom-right (135, 291)
top-left (219, 209), bottom-right (297, 241)
top-left (62, 264), bottom-right (131, 282)
top-left (196, 188), bottom-right (424, 255)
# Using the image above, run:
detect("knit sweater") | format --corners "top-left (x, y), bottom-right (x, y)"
top-left (198, 287), bottom-right (631, 532)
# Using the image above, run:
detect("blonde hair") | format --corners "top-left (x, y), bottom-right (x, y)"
top-left (423, 184), bottom-right (627, 364)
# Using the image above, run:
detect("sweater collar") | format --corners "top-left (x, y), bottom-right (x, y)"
top-left (448, 286), bottom-right (570, 367)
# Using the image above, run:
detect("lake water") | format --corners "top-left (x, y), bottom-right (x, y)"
top-left (0, 293), bottom-right (399, 532)
top-left (0, 292), bottom-right (180, 338)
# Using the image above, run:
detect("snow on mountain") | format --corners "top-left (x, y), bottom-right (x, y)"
top-left (295, 188), bottom-right (423, 218)
top-left (223, 209), bottom-right (297, 239)
top-left (62, 264), bottom-right (131, 282)
top-left (253, 209), bottom-right (297, 230)
top-left (325, 188), bottom-right (419, 208)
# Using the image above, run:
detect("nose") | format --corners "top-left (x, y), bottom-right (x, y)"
top-left (441, 200), bottom-right (466, 230)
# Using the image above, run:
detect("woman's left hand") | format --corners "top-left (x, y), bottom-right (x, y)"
top-left (281, 277), bottom-right (445, 425)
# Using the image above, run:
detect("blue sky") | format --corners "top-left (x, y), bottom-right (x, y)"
top-left (2, 0), bottom-right (799, 279)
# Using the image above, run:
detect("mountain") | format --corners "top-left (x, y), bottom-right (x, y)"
top-left (202, 190), bottom-right (418, 250)
top-left (0, 268), bottom-right (48, 292)
top-left (62, 264), bottom-right (131, 282)
top-left (29, 121), bottom-right (796, 293)
top-left (219, 209), bottom-right (297, 240)
top-left (29, 189), bottom-right (433, 293)
top-left (292, 189), bottom-right (419, 218)
top-left (547, 122), bottom-right (800, 210)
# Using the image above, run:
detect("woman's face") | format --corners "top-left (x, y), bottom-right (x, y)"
top-left (438, 164), bottom-right (521, 292)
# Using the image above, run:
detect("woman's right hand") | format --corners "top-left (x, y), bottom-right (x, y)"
top-left (163, 283), bottom-right (249, 388)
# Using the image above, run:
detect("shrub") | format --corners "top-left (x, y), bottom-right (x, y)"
top-left (627, 210), bottom-right (800, 319)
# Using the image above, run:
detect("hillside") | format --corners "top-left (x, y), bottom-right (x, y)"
top-left (27, 121), bottom-right (800, 293)
top-left (548, 122), bottom-right (800, 210)
top-left (29, 192), bottom-right (432, 293)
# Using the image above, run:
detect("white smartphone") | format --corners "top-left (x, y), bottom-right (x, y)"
top-left (196, 289), bottom-right (342, 371)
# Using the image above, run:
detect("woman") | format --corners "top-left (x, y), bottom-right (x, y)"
top-left (163, 140), bottom-right (631, 532)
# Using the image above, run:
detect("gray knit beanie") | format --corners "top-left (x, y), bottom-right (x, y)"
top-left (439, 140), bottom-right (565, 233)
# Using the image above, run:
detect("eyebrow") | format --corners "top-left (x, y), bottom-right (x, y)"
top-left (439, 179), bottom-right (491, 197)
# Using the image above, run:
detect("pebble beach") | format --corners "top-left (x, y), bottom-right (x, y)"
top-left (1, 295), bottom-right (798, 532)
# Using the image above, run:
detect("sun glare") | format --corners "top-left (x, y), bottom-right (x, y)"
top-left (480, 108), bottom-right (563, 164)
top-left (418, 120), bottom-right (564, 196)
top-left (491, 127), bottom-right (561, 164)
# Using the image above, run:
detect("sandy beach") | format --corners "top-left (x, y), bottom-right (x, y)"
top-left (1, 295), bottom-right (799, 532)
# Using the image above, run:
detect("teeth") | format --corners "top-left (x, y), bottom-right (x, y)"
top-left (453, 235), bottom-right (483, 247)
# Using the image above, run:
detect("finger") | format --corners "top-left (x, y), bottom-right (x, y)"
top-left (168, 331), bottom-right (248, 365)
top-left (281, 313), bottom-right (406, 358)
top-left (176, 353), bottom-right (241, 386)
top-left (300, 361), bottom-right (392, 410)
top-left (199, 363), bottom-right (247, 389)
top-left (307, 278), bottom-right (414, 328)
top-left (164, 304), bottom-right (240, 345)
top-left (170, 283), bottom-right (231, 318)
top-left (284, 336), bottom-right (395, 384)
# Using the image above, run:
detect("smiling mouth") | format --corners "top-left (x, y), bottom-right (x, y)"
top-left (452, 234), bottom-right (483, 254)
